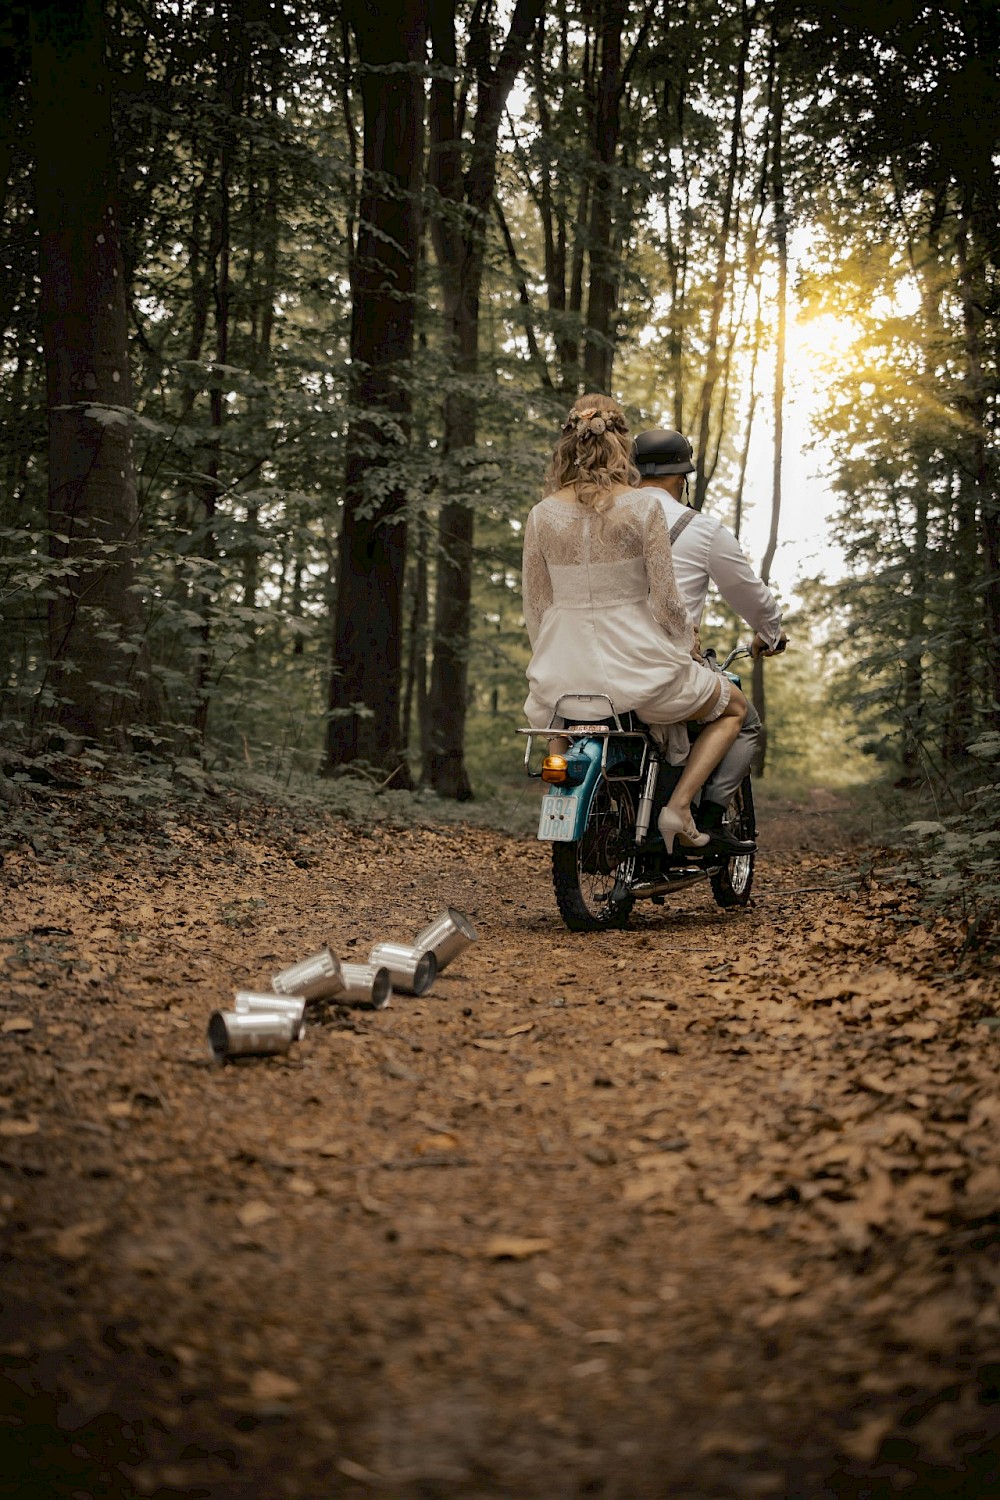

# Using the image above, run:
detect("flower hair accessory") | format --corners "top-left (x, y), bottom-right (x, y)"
top-left (563, 407), bottom-right (626, 438)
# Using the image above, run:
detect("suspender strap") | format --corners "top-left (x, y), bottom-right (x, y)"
top-left (669, 508), bottom-right (696, 545)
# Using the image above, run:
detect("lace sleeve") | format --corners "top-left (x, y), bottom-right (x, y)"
top-left (521, 506), bottom-right (553, 648)
top-left (643, 498), bottom-right (694, 644)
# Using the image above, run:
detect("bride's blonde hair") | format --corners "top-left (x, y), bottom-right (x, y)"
top-left (544, 393), bottom-right (640, 513)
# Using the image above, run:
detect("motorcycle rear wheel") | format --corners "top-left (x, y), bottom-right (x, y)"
top-left (552, 779), bottom-right (636, 931)
top-left (709, 777), bottom-right (756, 908)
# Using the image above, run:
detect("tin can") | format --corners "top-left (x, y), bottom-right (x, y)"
top-left (233, 990), bottom-right (307, 1040)
top-left (340, 962), bottom-right (392, 1009)
top-left (208, 1009), bottom-right (296, 1063)
top-left (271, 945), bottom-right (344, 1001)
top-left (412, 907), bottom-right (478, 971)
top-left (367, 942), bottom-right (437, 997)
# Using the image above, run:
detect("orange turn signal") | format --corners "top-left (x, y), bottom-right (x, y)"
top-left (541, 754), bottom-right (568, 784)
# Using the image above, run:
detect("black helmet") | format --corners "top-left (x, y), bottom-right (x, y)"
top-left (632, 428), bottom-right (695, 476)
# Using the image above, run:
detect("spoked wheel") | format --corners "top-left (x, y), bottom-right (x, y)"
top-left (552, 779), bottom-right (636, 931)
top-left (710, 776), bottom-right (756, 908)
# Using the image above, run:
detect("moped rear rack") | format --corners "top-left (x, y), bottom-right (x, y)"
top-left (518, 692), bottom-right (650, 782)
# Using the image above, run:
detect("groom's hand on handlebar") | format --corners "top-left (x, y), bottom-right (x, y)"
top-left (751, 631), bottom-right (788, 658)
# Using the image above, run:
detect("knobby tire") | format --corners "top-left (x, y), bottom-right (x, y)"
top-left (552, 778), bottom-right (636, 932)
top-left (710, 777), bottom-right (756, 908)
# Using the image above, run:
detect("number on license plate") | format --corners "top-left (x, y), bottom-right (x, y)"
top-left (538, 792), bottom-right (579, 841)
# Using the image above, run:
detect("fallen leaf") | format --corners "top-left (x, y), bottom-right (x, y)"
top-left (570, 1358), bottom-right (608, 1378)
top-left (237, 1200), bottom-right (277, 1229)
top-left (896, 1021), bottom-right (938, 1042)
top-left (2, 1018), bottom-right (33, 1034)
top-left (857, 1072), bottom-right (896, 1095)
top-left (53, 1219), bottom-right (106, 1259)
top-left (622, 1171), bottom-right (683, 1207)
top-left (962, 1166), bottom-right (1000, 1216)
top-left (697, 1431), bottom-right (767, 1458)
top-left (0, 1118), bottom-right (40, 1137)
top-left (415, 1132), bottom-right (461, 1153)
top-left (336, 1459), bottom-right (384, 1484)
top-left (524, 1067), bottom-right (555, 1086)
top-left (250, 1369), bottom-right (300, 1402)
top-left (760, 1271), bottom-right (805, 1299)
top-left (286, 1133), bottom-right (328, 1151)
top-left (615, 1038), bottom-right (676, 1058)
top-left (484, 1235), bottom-right (554, 1260)
top-left (836, 1415), bottom-right (895, 1463)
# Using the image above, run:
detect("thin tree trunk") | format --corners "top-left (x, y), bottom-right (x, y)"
top-left (692, 0), bottom-right (751, 512)
top-left (582, 0), bottom-right (625, 394)
top-left (732, 267), bottom-right (764, 541)
top-left (494, 199), bottom-right (553, 388)
top-left (899, 485), bottom-right (928, 781)
top-left (956, 207), bottom-right (1000, 733)
top-left (193, 0), bottom-right (247, 743)
top-left (752, 37), bottom-right (786, 779)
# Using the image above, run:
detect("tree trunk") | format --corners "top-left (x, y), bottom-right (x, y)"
top-left (956, 206), bottom-right (1000, 734)
top-left (423, 0), bottom-right (542, 799)
top-left (692, 0), bottom-right (751, 512)
top-left (752, 38), bottom-right (786, 779)
top-left (192, 1), bottom-right (245, 743)
top-left (732, 267), bottom-right (764, 541)
top-left (30, 0), bottom-right (159, 744)
top-left (532, 9), bottom-right (579, 389)
top-left (326, 0), bottom-right (426, 780)
top-left (582, 0), bottom-right (626, 394)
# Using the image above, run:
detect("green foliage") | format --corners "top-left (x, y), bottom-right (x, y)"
top-left (892, 736), bottom-right (1000, 949)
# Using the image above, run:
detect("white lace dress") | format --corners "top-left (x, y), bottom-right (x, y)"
top-left (522, 490), bottom-right (730, 742)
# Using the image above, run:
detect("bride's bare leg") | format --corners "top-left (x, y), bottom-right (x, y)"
top-left (664, 684), bottom-right (747, 826)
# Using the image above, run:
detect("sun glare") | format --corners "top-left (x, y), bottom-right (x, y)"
top-left (788, 311), bottom-right (863, 390)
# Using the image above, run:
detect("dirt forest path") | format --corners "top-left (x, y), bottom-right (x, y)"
top-left (1, 784), bottom-right (998, 1500)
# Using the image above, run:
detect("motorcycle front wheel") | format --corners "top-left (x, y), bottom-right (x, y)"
top-left (710, 777), bottom-right (756, 908)
top-left (552, 778), bottom-right (637, 932)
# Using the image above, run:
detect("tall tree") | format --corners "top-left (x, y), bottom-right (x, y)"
top-left (691, 0), bottom-right (753, 511)
top-left (752, 28), bottom-right (787, 775)
top-left (326, 0), bottom-right (427, 778)
top-left (422, 0), bottom-right (543, 799)
top-left (29, 0), bottom-right (158, 743)
top-left (581, 0), bottom-right (628, 394)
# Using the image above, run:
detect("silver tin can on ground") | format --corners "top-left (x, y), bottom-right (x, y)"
top-left (340, 963), bottom-right (392, 1010)
top-left (208, 1009), bottom-right (296, 1063)
top-left (233, 990), bottom-right (307, 1040)
top-left (413, 907), bottom-right (478, 971)
top-left (368, 942), bottom-right (437, 997)
top-left (271, 945), bottom-right (344, 1001)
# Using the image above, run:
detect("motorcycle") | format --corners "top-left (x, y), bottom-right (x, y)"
top-left (519, 645), bottom-right (756, 932)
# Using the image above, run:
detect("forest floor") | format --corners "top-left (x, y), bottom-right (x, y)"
top-left (1, 772), bottom-right (998, 1500)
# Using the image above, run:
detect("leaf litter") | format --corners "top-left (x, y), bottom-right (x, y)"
top-left (0, 783), bottom-right (998, 1497)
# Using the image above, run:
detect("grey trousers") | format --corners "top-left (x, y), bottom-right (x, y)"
top-left (699, 700), bottom-right (761, 809)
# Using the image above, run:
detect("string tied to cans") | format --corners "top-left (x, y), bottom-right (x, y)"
top-left (207, 907), bottom-right (478, 1063)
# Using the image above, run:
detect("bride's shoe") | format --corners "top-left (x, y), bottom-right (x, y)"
top-left (658, 807), bottom-right (711, 856)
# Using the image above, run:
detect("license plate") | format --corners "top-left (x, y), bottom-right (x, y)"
top-left (538, 792), bottom-right (579, 841)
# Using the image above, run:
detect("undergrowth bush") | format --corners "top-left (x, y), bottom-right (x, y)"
top-left (892, 733), bottom-right (1000, 950)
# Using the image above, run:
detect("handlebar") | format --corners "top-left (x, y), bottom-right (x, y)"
top-left (712, 639), bottom-right (787, 670)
